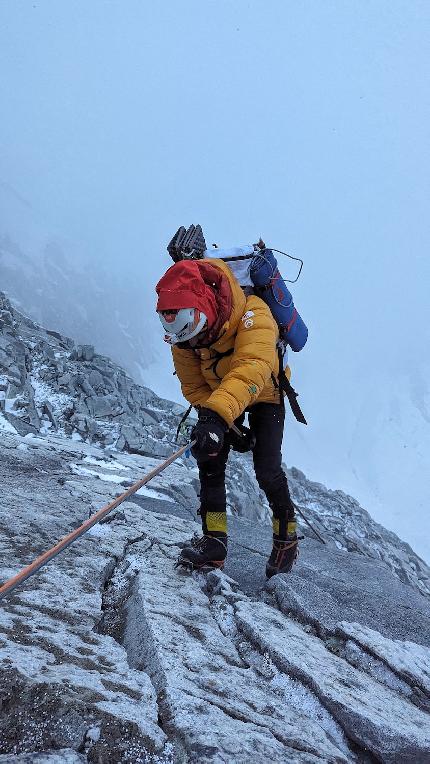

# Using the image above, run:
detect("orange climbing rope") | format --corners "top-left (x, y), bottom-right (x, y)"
top-left (0, 441), bottom-right (195, 602)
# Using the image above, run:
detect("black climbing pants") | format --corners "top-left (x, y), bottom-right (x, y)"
top-left (197, 402), bottom-right (295, 539)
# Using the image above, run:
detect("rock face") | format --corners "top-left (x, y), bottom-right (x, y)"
top-left (0, 230), bottom-right (156, 387)
top-left (287, 467), bottom-right (430, 598)
top-left (0, 291), bottom-right (182, 457)
top-left (0, 431), bottom-right (430, 763)
top-left (1, 290), bottom-right (429, 600)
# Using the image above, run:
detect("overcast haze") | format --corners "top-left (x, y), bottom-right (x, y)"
top-left (1, 1), bottom-right (429, 559)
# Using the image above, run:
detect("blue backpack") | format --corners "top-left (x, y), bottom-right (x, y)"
top-left (206, 244), bottom-right (308, 353)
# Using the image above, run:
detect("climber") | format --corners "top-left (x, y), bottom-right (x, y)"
top-left (155, 256), bottom-right (300, 577)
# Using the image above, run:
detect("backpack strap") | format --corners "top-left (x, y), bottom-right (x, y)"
top-left (221, 254), bottom-right (254, 262)
top-left (276, 346), bottom-right (307, 425)
top-left (175, 404), bottom-right (193, 442)
top-left (207, 347), bottom-right (234, 379)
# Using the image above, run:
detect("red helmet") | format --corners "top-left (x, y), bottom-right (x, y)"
top-left (158, 307), bottom-right (208, 344)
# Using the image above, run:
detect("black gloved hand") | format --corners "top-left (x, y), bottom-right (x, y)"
top-left (229, 423), bottom-right (256, 453)
top-left (191, 408), bottom-right (229, 459)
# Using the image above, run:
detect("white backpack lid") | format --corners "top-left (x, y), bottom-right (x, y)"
top-left (204, 245), bottom-right (254, 286)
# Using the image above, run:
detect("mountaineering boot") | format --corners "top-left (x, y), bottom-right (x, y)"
top-left (176, 534), bottom-right (227, 572)
top-left (265, 533), bottom-right (300, 578)
top-left (266, 515), bottom-right (302, 578)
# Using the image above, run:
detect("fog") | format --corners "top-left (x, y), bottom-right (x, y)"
top-left (1, 1), bottom-right (429, 559)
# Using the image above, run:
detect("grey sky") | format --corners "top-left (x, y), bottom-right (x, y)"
top-left (1, 1), bottom-right (430, 555)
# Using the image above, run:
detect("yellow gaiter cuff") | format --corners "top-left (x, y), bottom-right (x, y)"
top-left (206, 512), bottom-right (227, 534)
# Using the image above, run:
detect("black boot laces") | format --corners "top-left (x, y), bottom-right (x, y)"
top-left (191, 534), bottom-right (227, 553)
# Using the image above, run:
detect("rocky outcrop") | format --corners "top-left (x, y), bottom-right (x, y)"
top-left (0, 291), bottom-right (182, 457)
top-left (0, 433), bottom-right (170, 763)
top-left (287, 467), bottom-right (430, 598)
top-left (1, 431), bottom-right (429, 762)
top-left (0, 229), bottom-right (156, 386)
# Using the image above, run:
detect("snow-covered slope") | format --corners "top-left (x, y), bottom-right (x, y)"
top-left (345, 369), bottom-right (430, 561)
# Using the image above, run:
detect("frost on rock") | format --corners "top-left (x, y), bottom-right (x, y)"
top-left (337, 621), bottom-right (430, 696)
top-left (0, 751), bottom-right (86, 763)
top-left (1, 430), bottom-right (430, 762)
top-left (0, 411), bottom-right (17, 433)
top-left (267, 541), bottom-right (430, 644)
top-left (0, 440), bottom-right (165, 761)
top-left (235, 600), bottom-right (430, 764)
top-left (118, 508), bottom-right (350, 764)
top-left (2, 292), bottom-right (430, 762)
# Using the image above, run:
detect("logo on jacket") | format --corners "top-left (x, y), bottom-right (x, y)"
top-left (241, 310), bottom-right (255, 329)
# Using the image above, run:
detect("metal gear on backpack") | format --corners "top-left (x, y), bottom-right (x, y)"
top-left (167, 224), bottom-right (207, 262)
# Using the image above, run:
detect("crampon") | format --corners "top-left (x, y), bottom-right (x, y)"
top-left (175, 534), bottom-right (227, 572)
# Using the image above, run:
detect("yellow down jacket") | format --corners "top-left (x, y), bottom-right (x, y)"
top-left (171, 259), bottom-right (289, 427)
